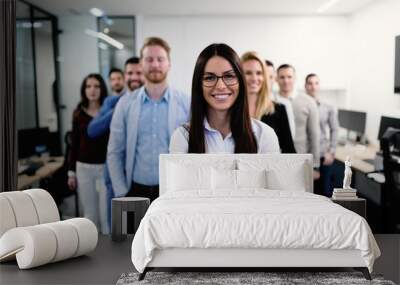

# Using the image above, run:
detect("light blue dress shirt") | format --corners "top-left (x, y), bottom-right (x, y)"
top-left (133, 91), bottom-right (169, 185)
top-left (107, 86), bottom-right (190, 197)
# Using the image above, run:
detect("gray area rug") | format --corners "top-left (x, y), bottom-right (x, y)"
top-left (117, 271), bottom-right (396, 285)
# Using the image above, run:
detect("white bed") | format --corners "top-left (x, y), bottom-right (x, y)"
top-left (131, 154), bottom-right (380, 280)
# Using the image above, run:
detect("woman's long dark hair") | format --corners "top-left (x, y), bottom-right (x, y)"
top-left (188, 43), bottom-right (257, 153)
top-left (78, 73), bottom-right (108, 109)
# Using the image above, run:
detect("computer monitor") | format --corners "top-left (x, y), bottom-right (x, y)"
top-left (338, 109), bottom-right (366, 134)
top-left (378, 116), bottom-right (400, 140)
top-left (18, 127), bottom-right (50, 159)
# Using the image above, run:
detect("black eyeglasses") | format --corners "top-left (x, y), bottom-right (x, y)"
top-left (202, 73), bottom-right (238, 87)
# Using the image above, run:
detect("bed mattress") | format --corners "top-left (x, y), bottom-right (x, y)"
top-left (131, 190), bottom-right (380, 273)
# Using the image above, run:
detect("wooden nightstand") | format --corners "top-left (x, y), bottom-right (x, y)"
top-left (331, 197), bottom-right (366, 218)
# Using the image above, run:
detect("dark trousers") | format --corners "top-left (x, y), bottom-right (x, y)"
top-left (315, 157), bottom-right (335, 197)
top-left (125, 182), bottom-right (159, 233)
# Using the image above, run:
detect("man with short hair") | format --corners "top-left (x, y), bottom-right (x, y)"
top-left (125, 57), bottom-right (144, 91)
top-left (108, 37), bottom-right (190, 201)
top-left (276, 64), bottom-right (296, 139)
top-left (108, 68), bottom-right (125, 96)
top-left (305, 73), bottom-right (338, 196)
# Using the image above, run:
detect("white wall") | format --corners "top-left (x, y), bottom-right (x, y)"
top-left (137, 15), bottom-right (350, 97)
top-left (58, 16), bottom-right (99, 137)
top-left (348, 0), bottom-right (400, 143)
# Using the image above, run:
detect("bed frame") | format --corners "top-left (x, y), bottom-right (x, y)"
top-left (138, 154), bottom-right (372, 281)
top-left (139, 248), bottom-right (371, 280)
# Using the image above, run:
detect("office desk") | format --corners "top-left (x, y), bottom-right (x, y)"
top-left (334, 144), bottom-right (386, 232)
top-left (18, 156), bottom-right (64, 190)
top-left (335, 144), bottom-right (378, 173)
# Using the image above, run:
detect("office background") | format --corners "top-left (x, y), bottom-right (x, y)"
top-left (1, 1), bottom-right (400, 283)
top-left (9, 0), bottom-right (400, 227)
top-left (17, 0), bottom-right (400, 150)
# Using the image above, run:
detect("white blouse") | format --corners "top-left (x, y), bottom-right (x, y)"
top-left (169, 118), bottom-right (280, 154)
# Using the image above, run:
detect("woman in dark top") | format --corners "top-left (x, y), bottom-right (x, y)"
top-left (67, 73), bottom-right (109, 233)
top-left (241, 51), bottom-right (296, 153)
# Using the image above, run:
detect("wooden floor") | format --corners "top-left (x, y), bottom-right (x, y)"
top-left (0, 235), bottom-right (399, 284)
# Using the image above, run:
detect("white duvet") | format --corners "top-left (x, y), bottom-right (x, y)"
top-left (131, 190), bottom-right (380, 273)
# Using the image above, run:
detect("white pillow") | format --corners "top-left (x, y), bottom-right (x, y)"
top-left (237, 158), bottom-right (308, 192)
top-left (211, 168), bottom-right (268, 191)
top-left (211, 168), bottom-right (237, 190)
top-left (266, 168), bottom-right (307, 191)
top-left (167, 162), bottom-right (212, 191)
top-left (236, 169), bottom-right (267, 189)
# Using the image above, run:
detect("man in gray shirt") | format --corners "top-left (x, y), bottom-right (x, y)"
top-left (305, 73), bottom-right (339, 196)
top-left (275, 64), bottom-right (320, 181)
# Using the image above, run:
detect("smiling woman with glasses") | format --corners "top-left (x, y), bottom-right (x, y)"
top-left (169, 43), bottom-right (280, 154)
top-left (202, 72), bottom-right (238, 87)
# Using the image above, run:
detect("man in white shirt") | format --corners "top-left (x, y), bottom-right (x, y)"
top-left (275, 64), bottom-right (296, 139)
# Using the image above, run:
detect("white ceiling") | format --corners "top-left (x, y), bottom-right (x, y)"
top-left (28, 0), bottom-right (377, 17)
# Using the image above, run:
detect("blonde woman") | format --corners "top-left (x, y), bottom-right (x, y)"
top-left (241, 52), bottom-right (295, 153)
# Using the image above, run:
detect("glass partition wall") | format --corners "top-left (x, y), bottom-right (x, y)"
top-left (16, 1), bottom-right (37, 129)
top-left (16, 0), bottom-right (62, 156)
top-left (98, 16), bottom-right (136, 81)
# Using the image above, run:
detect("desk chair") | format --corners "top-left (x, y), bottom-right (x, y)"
top-left (381, 127), bottom-right (400, 233)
